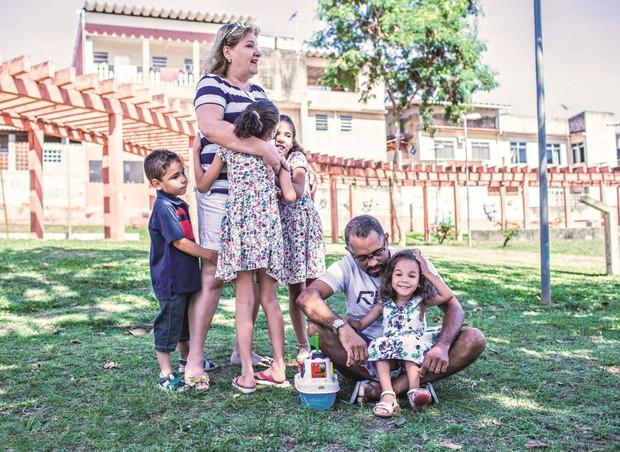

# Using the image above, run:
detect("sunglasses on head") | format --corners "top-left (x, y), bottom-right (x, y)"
top-left (222, 22), bottom-right (247, 44)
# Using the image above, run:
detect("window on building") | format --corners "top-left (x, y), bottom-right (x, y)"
top-left (510, 141), bottom-right (527, 164)
top-left (152, 56), bottom-right (167, 71)
top-left (546, 143), bottom-right (561, 165)
top-left (471, 141), bottom-right (490, 160)
top-left (43, 148), bottom-right (62, 163)
top-left (0, 135), bottom-right (8, 170)
top-left (315, 114), bottom-right (328, 131)
top-left (434, 140), bottom-right (455, 160)
top-left (89, 160), bottom-right (103, 183)
top-left (184, 58), bottom-right (193, 74)
top-left (123, 161), bottom-right (144, 183)
top-left (93, 51), bottom-right (109, 65)
top-left (340, 114), bottom-right (353, 132)
top-left (14, 135), bottom-right (28, 170)
top-left (571, 142), bottom-right (585, 164)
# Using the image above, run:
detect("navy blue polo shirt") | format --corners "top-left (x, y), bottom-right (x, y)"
top-left (148, 190), bottom-right (201, 300)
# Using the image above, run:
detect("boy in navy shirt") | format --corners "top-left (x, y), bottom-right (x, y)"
top-left (144, 149), bottom-right (211, 392)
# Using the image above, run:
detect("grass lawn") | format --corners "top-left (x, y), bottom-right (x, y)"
top-left (0, 238), bottom-right (619, 450)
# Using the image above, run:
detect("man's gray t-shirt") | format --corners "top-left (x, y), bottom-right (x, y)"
top-left (319, 251), bottom-right (442, 341)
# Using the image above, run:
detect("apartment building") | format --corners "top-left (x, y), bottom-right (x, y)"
top-left (389, 104), bottom-right (617, 168)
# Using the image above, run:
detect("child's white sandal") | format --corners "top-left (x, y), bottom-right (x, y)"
top-left (372, 390), bottom-right (399, 418)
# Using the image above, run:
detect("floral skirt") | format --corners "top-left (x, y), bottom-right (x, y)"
top-left (367, 327), bottom-right (441, 365)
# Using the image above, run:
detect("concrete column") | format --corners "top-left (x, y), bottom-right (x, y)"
top-left (348, 184), bottom-right (354, 220)
top-left (563, 185), bottom-right (571, 228)
top-left (422, 184), bottom-right (430, 241)
top-left (28, 123), bottom-right (44, 238)
top-left (142, 38), bottom-right (150, 84)
top-left (192, 41), bottom-right (201, 80)
top-left (330, 175), bottom-right (338, 244)
top-left (499, 184), bottom-right (506, 230)
top-left (453, 182), bottom-right (461, 240)
top-left (186, 135), bottom-right (198, 235)
top-left (103, 111), bottom-right (124, 240)
top-left (522, 184), bottom-right (529, 230)
top-left (84, 37), bottom-right (94, 74)
top-left (617, 186), bottom-right (620, 226)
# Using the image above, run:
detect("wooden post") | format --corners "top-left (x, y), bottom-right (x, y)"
top-left (563, 185), bottom-right (571, 228)
top-left (499, 184), bottom-right (507, 230)
top-left (348, 183), bottom-right (354, 220)
top-left (28, 123), bottom-right (44, 238)
top-left (409, 203), bottom-right (414, 232)
top-left (103, 110), bottom-right (124, 240)
top-left (453, 182), bottom-right (461, 240)
top-left (330, 175), bottom-right (338, 244)
top-left (422, 184), bottom-right (430, 241)
top-left (579, 196), bottom-right (619, 275)
top-left (521, 184), bottom-right (529, 230)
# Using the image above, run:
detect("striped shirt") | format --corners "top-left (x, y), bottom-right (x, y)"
top-left (194, 74), bottom-right (268, 195)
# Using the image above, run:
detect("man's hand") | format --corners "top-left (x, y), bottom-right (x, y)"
top-left (261, 142), bottom-right (282, 171)
top-left (420, 343), bottom-right (449, 377)
top-left (339, 325), bottom-right (368, 367)
top-left (413, 250), bottom-right (433, 276)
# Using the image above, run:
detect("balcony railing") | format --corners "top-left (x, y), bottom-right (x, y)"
top-left (95, 63), bottom-right (196, 87)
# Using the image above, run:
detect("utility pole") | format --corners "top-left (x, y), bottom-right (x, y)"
top-left (534, 0), bottom-right (551, 304)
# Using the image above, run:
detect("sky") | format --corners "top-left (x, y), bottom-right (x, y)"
top-left (0, 0), bottom-right (618, 121)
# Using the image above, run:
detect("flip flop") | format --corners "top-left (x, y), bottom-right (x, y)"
top-left (349, 379), bottom-right (379, 405)
top-left (231, 376), bottom-right (256, 394)
top-left (185, 373), bottom-right (210, 391)
top-left (230, 352), bottom-right (273, 368)
top-left (254, 370), bottom-right (291, 387)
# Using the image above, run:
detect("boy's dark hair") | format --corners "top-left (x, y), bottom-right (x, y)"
top-left (144, 149), bottom-right (182, 181)
top-left (344, 215), bottom-right (385, 248)
top-left (379, 249), bottom-right (432, 302)
top-left (279, 114), bottom-right (305, 155)
top-left (234, 99), bottom-right (279, 139)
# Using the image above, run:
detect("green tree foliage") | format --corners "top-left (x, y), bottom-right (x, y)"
top-left (312, 0), bottom-right (496, 244)
top-left (312, 0), bottom-right (496, 131)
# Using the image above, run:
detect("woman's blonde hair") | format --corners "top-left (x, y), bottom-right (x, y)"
top-left (204, 23), bottom-right (261, 76)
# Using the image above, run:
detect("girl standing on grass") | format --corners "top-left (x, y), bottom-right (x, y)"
top-left (216, 100), bottom-right (296, 393)
top-left (348, 250), bottom-right (452, 417)
top-left (275, 115), bottom-right (326, 362)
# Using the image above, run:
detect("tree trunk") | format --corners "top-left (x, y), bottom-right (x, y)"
top-left (390, 116), bottom-right (405, 247)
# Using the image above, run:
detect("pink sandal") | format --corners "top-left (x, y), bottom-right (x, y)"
top-left (407, 387), bottom-right (432, 411)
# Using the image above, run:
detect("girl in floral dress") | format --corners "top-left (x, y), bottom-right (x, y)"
top-left (348, 250), bottom-right (453, 417)
top-left (216, 100), bottom-right (296, 393)
top-left (275, 115), bottom-right (326, 362)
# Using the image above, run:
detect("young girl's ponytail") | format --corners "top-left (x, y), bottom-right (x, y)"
top-left (234, 99), bottom-right (279, 139)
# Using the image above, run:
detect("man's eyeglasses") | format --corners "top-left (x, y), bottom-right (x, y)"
top-left (349, 243), bottom-right (387, 263)
top-left (222, 22), bottom-right (246, 44)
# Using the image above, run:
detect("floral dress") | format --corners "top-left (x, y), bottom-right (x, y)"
top-left (367, 295), bottom-right (441, 364)
top-left (278, 151), bottom-right (325, 284)
top-left (215, 148), bottom-right (283, 283)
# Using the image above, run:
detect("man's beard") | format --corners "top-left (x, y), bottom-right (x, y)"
top-left (366, 264), bottom-right (384, 277)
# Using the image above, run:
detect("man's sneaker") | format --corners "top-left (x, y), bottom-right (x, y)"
top-left (158, 372), bottom-right (188, 392)
top-left (178, 358), bottom-right (220, 374)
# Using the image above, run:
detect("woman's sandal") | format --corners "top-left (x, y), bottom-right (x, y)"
top-left (372, 390), bottom-right (399, 418)
top-left (185, 373), bottom-right (210, 391)
top-left (407, 387), bottom-right (432, 412)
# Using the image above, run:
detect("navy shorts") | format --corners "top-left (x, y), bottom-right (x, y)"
top-left (153, 292), bottom-right (191, 352)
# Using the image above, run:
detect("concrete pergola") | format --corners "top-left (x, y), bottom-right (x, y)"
top-left (0, 55), bottom-right (196, 240)
top-left (1, 54), bottom-right (619, 243)
top-left (309, 154), bottom-right (620, 243)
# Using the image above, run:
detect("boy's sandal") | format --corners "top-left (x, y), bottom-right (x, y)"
top-left (185, 373), bottom-right (210, 391)
top-left (373, 390), bottom-right (399, 418)
top-left (407, 387), bottom-right (432, 412)
top-left (178, 358), bottom-right (220, 374)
